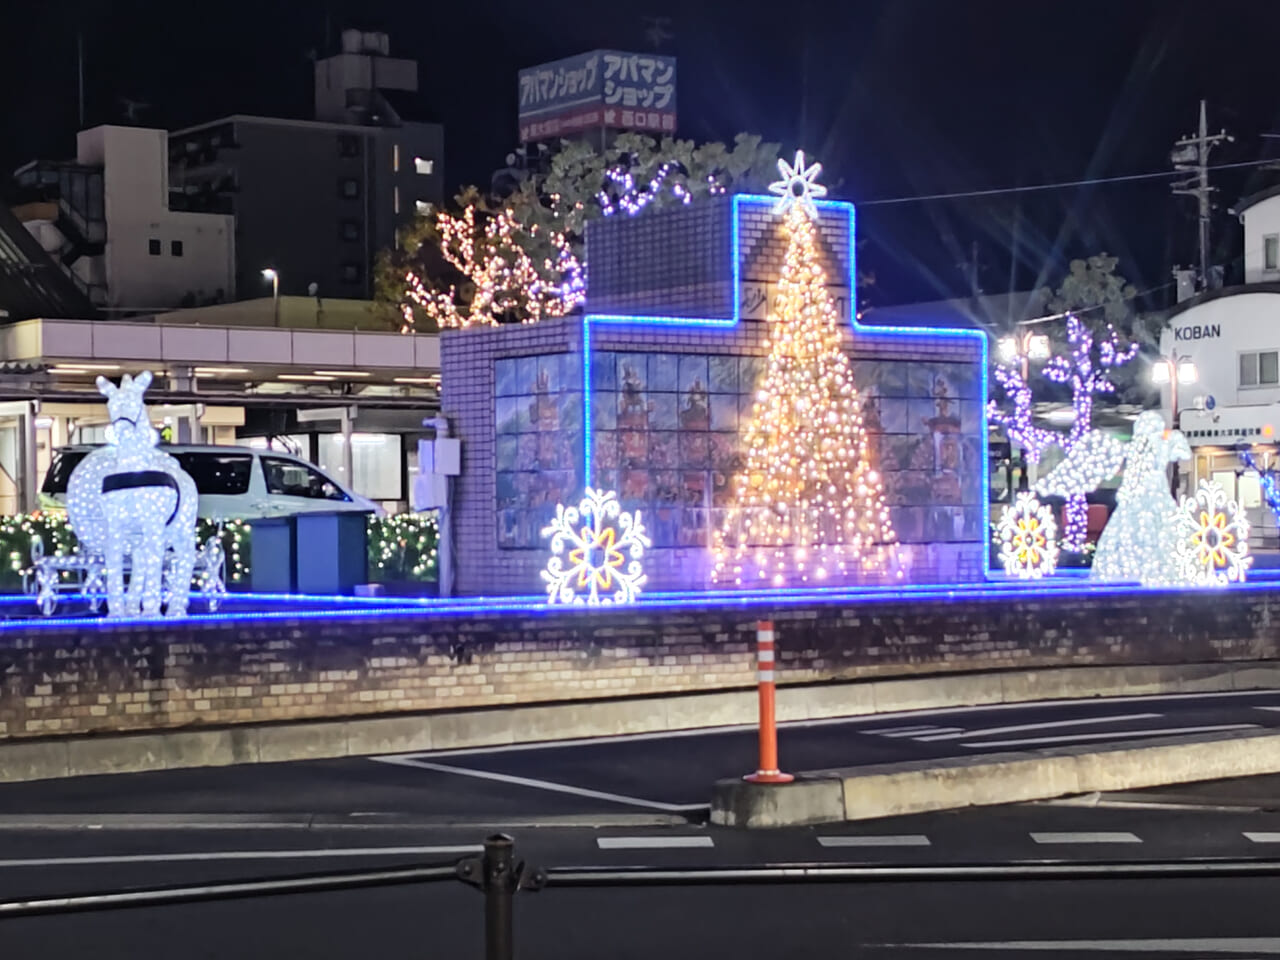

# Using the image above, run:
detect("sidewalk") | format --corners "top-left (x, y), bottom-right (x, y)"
top-left (711, 728), bottom-right (1280, 828)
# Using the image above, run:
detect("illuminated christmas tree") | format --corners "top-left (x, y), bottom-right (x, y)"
top-left (713, 152), bottom-right (896, 586)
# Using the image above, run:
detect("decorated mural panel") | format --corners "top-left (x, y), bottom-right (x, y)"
top-left (580, 350), bottom-right (985, 552)
top-left (494, 354), bottom-right (583, 548)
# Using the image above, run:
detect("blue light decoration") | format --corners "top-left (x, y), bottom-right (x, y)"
top-left (580, 192), bottom-right (992, 572)
top-left (1240, 448), bottom-right (1280, 522)
top-left (4, 570), bottom-right (1280, 633)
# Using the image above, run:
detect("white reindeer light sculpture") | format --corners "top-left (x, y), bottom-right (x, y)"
top-left (66, 372), bottom-right (199, 617)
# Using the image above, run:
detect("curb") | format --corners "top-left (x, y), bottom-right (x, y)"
top-left (1, 659), bottom-right (1276, 784)
top-left (710, 728), bottom-right (1280, 828)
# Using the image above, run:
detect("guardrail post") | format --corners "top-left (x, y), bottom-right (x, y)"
top-left (745, 620), bottom-right (793, 783)
top-left (482, 833), bottom-right (516, 960)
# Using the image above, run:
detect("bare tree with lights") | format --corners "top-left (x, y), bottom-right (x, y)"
top-left (989, 313), bottom-right (1138, 551)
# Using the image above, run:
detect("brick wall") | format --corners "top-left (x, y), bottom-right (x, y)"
top-left (441, 196), bottom-right (986, 597)
top-left (1, 589), bottom-right (1277, 740)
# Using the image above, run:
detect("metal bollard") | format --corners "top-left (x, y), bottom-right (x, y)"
top-left (483, 834), bottom-right (515, 960)
top-left (457, 833), bottom-right (544, 960)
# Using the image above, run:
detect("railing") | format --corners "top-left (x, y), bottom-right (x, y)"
top-left (5, 834), bottom-right (1280, 959)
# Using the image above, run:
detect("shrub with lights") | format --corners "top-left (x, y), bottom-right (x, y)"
top-left (0, 512), bottom-right (438, 593)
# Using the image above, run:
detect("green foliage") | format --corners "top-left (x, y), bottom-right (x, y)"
top-left (368, 512), bottom-right (439, 582)
top-left (380, 133), bottom-right (781, 328)
top-left (0, 512), bottom-right (438, 593)
top-left (197, 518), bottom-right (250, 584)
top-left (1044, 254), bottom-right (1164, 348)
top-left (0, 512), bottom-right (77, 590)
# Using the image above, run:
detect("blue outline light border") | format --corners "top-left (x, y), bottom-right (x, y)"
top-left (0, 575), bottom-right (1275, 632)
top-left (581, 193), bottom-right (991, 574)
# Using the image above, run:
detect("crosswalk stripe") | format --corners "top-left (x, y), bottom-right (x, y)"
top-left (1031, 831), bottom-right (1142, 844)
top-left (596, 836), bottom-right (714, 850)
top-left (818, 835), bottom-right (931, 847)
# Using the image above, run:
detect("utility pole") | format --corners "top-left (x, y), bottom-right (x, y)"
top-left (1171, 99), bottom-right (1233, 291)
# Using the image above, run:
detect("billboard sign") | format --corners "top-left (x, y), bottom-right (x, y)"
top-left (518, 50), bottom-right (677, 142)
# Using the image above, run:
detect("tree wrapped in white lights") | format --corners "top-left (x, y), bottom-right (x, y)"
top-left (402, 206), bottom-right (584, 330)
top-left (989, 314), bottom-right (1137, 551)
top-left (713, 152), bottom-right (895, 587)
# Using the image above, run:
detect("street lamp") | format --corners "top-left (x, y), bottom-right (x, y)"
top-left (1152, 351), bottom-right (1198, 495)
top-left (261, 268), bottom-right (280, 326)
top-left (997, 326), bottom-right (1052, 491)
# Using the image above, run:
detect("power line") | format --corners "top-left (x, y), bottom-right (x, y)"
top-left (859, 157), bottom-right (1280, 207)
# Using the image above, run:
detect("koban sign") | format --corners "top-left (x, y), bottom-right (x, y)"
top-left (1174, 324), bottom-right (1221, 341)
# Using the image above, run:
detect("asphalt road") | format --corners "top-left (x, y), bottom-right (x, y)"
top-left (3, 688), bottom-right (1279, 819)
top-left (4, 690), bottom-right (1280, 956)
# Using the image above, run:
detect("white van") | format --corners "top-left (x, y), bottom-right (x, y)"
top-left (42, 445), bottom-right (383, 520)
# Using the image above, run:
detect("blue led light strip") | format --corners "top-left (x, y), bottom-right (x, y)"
top-left (582, 193), bottom-right (992, 574)
top-left (0, 576), bottom-right (1275, 633)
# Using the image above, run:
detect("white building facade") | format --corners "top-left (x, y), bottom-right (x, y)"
top-left (18, 126), bottom-right (235, 312)
top-left (1158, 187), bottom-right (1280, 541)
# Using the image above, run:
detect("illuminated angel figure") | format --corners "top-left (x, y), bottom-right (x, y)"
top-left (541, 487), bottom-right (651, 605)
top-left (1175, 479), bottom-right (1252, 585)
top-left (1035, 411), bottom-right (1190, 586)
top-left (996, 493), bottom-right (1059, 579)
top-left (66, 372), bottom-right (199, 617)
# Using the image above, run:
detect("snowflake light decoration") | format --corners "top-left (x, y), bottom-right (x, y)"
top-left (996, 492), bottom-right (1059, 579)
top-left (1175, 479), bottom-right (1252, 586)
top-left (541, 488), bottom-right (651, 605)
top-left (768, 149), bottom-right (828, 218)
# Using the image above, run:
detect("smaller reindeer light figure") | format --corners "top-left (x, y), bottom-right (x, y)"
top-left (66, 372), bottom-right (199, 617)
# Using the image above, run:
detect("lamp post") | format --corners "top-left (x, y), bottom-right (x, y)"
top-left (997, 326), bottom-right (1052, 491)
top-left (1151, 351), bottom-right (1198, 496)
top-left (261, 268), bottom-right (280, 326)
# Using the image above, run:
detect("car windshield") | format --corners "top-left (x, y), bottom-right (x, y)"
top-left (41, 450), bottom-right (90, 494)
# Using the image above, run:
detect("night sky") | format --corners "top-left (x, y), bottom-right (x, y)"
top-left (4, 0), bottom-right (1279, 308)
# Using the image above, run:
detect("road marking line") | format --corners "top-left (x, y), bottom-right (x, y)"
top-left (962, 723), bottom-right (1258, 748)
top-left (818, 835), bottom-right (931, 847)
top-left (371, 690), bottom-right (1280, 761)
top-left (1243, 832), bottom-right (1280, 842)
top-left (1031, 831), bottom-right (1141, 844)
top-left (0, 845), bottom-right (483, 868)
top-left (596, 836), bottom-right (714, 850)
top-left (376, 756), bottom-right (708, 813)
top-left (917, 712), bottom-right (1162, 742)
top-left (861, 724), bottom-right (944, 735)
top-left (881, 937), bottom-right (1280, 953)
top-left (879, 727), bottom-right (963, 738)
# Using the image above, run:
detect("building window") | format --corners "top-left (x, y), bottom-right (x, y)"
top-left (1240, 350), bottom-right (1280, 387)
top-left (340, 220), bottom-right (360, 243)
top-left (414, 157), bottom-right (434, 175)
top-left (340, 262), bottom-right (363, 285)
top-left (415, 200), bottom-right (431, 217)
top-left (1266, 235), bottom-right (1279, 271)
top-left (339, 177), bottom-right (360, 199)
top-left (394, 186), bottom-right (400, 215)
top-left (148, 238), bottom-right (161, 256)
top-left (393, 143), bottom-right (400, 172)
top-left (171, 240), bottom-right (184, 257)
top-left (338, 134), bottom-right (361, 158)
